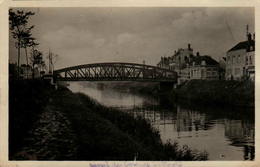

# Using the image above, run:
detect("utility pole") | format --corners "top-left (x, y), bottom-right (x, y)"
top-left (48, 49), bottom-right (53, 74)
top-left (246, 24), bottom-right (249, 36)
top-left (48, 49), bottom-right (51, 74)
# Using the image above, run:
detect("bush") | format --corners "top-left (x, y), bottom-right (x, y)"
top-left (172, 80), bottom-right (254, 107)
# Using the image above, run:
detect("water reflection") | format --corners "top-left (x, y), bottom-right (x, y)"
top-left (224, 120), bottom-right (255, 160)
top-left (68, 82), bottom-right (255, 161)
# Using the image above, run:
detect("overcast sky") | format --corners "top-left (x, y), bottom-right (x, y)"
top-left (9, 7), bottom-right (254, 69)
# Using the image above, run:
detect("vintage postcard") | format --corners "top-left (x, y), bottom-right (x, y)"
top-left (0, 0), bottom-right (259, 167)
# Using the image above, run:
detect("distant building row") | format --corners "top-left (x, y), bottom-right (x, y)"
top-left (157, 30), bottom-right (255, 83)
top-left (9, 63), bottom-right (43, 79)
top-left (157, 44), bottom-right (220, 84)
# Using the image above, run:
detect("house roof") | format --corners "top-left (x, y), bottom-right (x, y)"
top-left (228, 40), bottom-right (255, 52)
top-left (190, 55), bottom-right (219, 66)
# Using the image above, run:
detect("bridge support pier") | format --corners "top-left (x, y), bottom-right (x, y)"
top-left (159, 82), bottom-right (175, 92)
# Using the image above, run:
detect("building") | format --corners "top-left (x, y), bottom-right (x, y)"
top-left (225, 32), bottom-right (255, 80)
top-left (157, 44), bottom-right (221, 83)
top-left (172, 44), bottom-right (194, 71)
top-left (157, 56), bottom-right (172, 69)
top-left (245, 44), bottom-right (255, 80)
top-left (20, 64), bottom-right (42, 79)
top-left (157, 44), bottom-right (193, 70)
top-left (20, 64), bottom-right (33, 79)
top-left (189, 53), bottom-right (220, 80)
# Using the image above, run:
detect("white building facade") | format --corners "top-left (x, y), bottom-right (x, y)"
top-left (189, 56), bottom-right (220, 80)
top-left (225, 33), bottom-right (255, 81)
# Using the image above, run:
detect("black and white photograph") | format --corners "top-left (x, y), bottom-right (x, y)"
top-left (7, 7), bottom-right (255, 162)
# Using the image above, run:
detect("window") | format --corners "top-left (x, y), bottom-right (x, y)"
top-left (227, 56), bottom-right (231, 64)
top-left (249, 56), bottom-right (252, 65)
top-left (246, 56), bottom-right (248, 65)
top-left (201, 69), bottom-right (205, 77)
top-left (184, 56), bottom-right (188, 63)
top-left (227, 69), bottom-right (232, 75)
top-left (235, 68), bottom-right (240, 75)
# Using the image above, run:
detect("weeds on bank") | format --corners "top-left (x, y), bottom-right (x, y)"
top-left (53, 88), bottom-right (208, 160)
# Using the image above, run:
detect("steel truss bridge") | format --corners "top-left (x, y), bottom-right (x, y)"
top-left (53, 62), bottom-right (177, 82)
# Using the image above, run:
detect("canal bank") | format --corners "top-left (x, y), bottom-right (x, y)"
top-left (69, 82), bottom-right (255, 160)
top-left (112, 80), bottom-right (254, 108)
top-left (9, 80), bottom-right (208, 160)
top-left (93, 80), bottom-right (254, 108)
top-left (171, 80), bottom-right (254, 108)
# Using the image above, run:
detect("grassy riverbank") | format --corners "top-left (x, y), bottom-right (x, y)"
top-left (9, 80), bottom-right (208, 160)
top-left (9, 80), bottom-right (53, 158)
top-left (172, 80), bottom-right (254, 108)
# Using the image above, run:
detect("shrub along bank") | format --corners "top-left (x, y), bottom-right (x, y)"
top-left (101, 80), bottom-right (255, 108)
top-left (171, 80), bottom-right (254, 107)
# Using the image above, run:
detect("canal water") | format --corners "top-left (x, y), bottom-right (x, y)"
top-left (68, 82), bottom-right (255, 161)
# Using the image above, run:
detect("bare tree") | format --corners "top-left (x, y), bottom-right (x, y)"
top-left (48, 50), bottom-right (59, 74)
top-left (21, 31), bottom-right (39, 67)
top-left (21, 30), bottom-right (39, 78)
top-left (9, 9), bottom-right (35, 78)
top-left (30, 49), bottom-right (44, 79)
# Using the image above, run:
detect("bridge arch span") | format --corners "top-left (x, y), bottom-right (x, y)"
top-left (53, 62), bottom-right (177, 82)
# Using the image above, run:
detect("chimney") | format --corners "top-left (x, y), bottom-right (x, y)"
top-left (253, 33), bottom-right (255, 40)
top-left (247, 33), bottom-right (252, 41)
top-left (196, 52), bottom-right (200, 57)
top-left (188, 43), bottom-right (191, 50)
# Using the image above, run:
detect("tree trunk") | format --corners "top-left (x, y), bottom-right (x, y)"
top-left (32, 47), bottom-right (35, 79)
top-left (17, 40), bottom-right (20, 79)
top-left (32, 64), bottom-right (35, 79)
top-left (25, 47), bottom-right (28, 79)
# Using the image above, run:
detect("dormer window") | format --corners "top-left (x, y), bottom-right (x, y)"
top-left (201, 60), bottom-right (206, 66)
